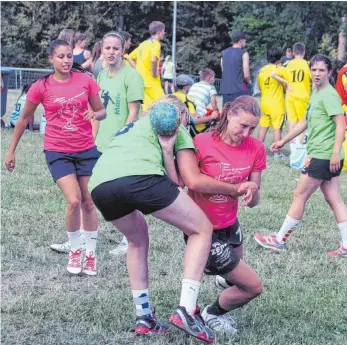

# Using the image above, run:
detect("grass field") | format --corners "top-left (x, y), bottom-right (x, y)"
top-left (1, 90), bottom-right (347, 345)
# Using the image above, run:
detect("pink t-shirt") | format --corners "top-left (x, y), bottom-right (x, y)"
top-left (27, 72), bottom-right (100, 153)
top-left (188, 132), bottom-right (267, 230)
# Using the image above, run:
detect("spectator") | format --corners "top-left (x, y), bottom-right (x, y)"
top-left (220, 31), bottom-right (252, 105)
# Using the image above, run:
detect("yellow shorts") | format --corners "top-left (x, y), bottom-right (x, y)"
top-left (286, 97), bottom-right (309, 123)
top-left (259, 113), bottom-right (285, 130)
top-left (342, 130), bottom-right (347, 172)
top-left (143, 86), bottom-right (165, 111)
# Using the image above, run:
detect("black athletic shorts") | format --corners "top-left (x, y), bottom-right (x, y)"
top-left (184, 220), bottom-right (241, 275)
top-left (301, 157), bottom-right (344, 181)
top-left (91, 175), bottom-right (180, 221)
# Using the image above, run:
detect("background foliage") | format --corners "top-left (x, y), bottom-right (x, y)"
top-left (1, 1), bottom-right (347, 77)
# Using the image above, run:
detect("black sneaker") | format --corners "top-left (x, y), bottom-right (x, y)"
top-left (169, 305), bottom-right (216, 343)
top-left (135, 314), bottom-right (169, 336)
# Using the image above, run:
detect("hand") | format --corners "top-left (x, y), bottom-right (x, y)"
top-left (270, 140), bottom-right (285, 152)
top-left (210, 111), bottom-right (219, 120)
top-left (83, 109), bottom-right (96, 121)
top-left (157, 128), bottom-right (179, 153)
top-left (330, 152), bottom-right (341, 173)
top-left (237, 181), bottom-right (258, 206)
top-left (286, 83), bottom-right (293, 93)
top-left (5, 152), bottom-right (16, 172)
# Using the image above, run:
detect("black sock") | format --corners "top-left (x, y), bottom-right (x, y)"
top-left (207, 298), bottom-right (228, 316)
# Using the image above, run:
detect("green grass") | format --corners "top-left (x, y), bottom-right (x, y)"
top-left (1, 90), bottom-right (347, 345)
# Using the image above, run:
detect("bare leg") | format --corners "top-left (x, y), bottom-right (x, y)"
top-left (258, 127), bottom-right (269, 143)
top-left (56, 174), bottom-right (82, 232)
top-left (152, 190), bottom-right (212, 282)
top-left (287, 173), bottom-right (322, 220)
top-left (111, 211), bottom-right (149, 290)
top-left (78, 175), bottom-right (98, 231)
top-left (220, 260), bottom-right (263, 310)
top-left (320, 177), bottom-right (347, 223)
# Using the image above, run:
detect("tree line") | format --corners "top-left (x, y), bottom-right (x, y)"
top-left (1, 1), bottom-right (347, 78)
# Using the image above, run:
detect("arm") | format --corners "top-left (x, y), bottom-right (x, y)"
top-left (84, 95), bottom-right (106, 121)
top-left (220, 57), bottom-right (223, 73)
top-left (247, 171), bottom-right (262, 208)
top-left (210, 95), bottom-right (219, 112)
top-left (126, 101), bottom-right (141, 124)
top-left (272, 73), bottom-right (292, 92)
top-left (92, 120), bottom-right (100, 140)
top-left (157, 131), bottom-right (179, 185)
top-left (242, 52), bottom-right (251, 84)
top-left (271, 118), bottom-right (307, 151)
top-left (151, 56), bottom-right (159, 78)
top-left (5, 101), bottom-right (38, 172)
top-left (330, 115), bottom-right (346, 173)
top-left (177, 149), bottom-right (256, 196)
top-left (81, 50), bottom-right (92, 69)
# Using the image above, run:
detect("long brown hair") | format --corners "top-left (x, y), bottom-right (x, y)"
top-left (214, 96), bottom-right (260, 137)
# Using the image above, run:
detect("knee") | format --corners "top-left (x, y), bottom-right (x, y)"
top-left (293, 189), bottom-right (307, 202)
top-left (66, 198), bottom-right (81, 213)
top-left (81, 196), bottom-right (96, 214)
top-left (247, 278), bottom-right (264, 297)
top-left (192, 218), bottom-right (213, 238)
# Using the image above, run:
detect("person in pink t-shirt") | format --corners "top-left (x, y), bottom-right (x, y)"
top-left (165, 96), bottom-right (266, 335)
top-left (5, 39), bottom-right (106, 276)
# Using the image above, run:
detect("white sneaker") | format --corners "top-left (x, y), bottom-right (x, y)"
top-left (50, 240), bottom-right (71, 253)
top-left (201, 305), bottom-right (238, 335)
top-left (215, 275), bottom-right (233, 290)
top-left (50, 239), bottom-right (86, 254)
top-left (273, 152), bottom-right (288, 160)
top-left (109, 240), bottom-right (128, 256)
top-left (67, 248), bottom-right (83, 274)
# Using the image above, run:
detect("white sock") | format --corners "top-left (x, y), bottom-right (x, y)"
top-left (83, 230), bottom-right (98, 256)
top-left (338, 221), bottom-right (347, 248)
top-left (67, 231), bottom-right (80, 252)
top-left (276, 215), bottom-right (300, 244)
top-left (79, 229), bottom-right (86, 245)
top-left (132, 289), bottom-right (152, 318)
top-left (179, 279), bottom-right (200, 315)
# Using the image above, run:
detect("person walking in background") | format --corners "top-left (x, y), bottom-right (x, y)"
top-left (128, 21), bottom-right (165, 110)
top-left (257, 47), bottom-right (292, 158)
top-left (162, 55), bottom-right (175, 94)
top-left (220, 31), bottom-right (252, 105)
top-left (73, 32), bottom-right (92, 69)
top-left (254, 54), bottom-right (347, 257)
top-left (5, 39), bottom-right (106, 275)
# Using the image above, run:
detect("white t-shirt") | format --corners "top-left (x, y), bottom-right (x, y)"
top-left (162, 61), bottom-right (175, 79)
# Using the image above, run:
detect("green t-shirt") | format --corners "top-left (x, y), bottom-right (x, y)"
top-left (89, 116), bottom-right (195, 192)
top-left (96, 65), bottom-right (144, 152)
top-left (307, 85), bottom-right (344, 160)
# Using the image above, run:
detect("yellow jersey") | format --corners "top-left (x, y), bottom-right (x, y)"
top-left (123, 53), bottom-right (131, 67)
top-left (257, 64), bottom-right (286, 114)
top-left (286, 58), bottom-right (311, 101)
top-left (131, 38), bottom-right (161, 88)
top-left (173, 91), bottom-right (197, 115)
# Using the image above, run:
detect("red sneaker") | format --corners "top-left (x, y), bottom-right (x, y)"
top-left (169, 305), bottom-right (216, 343)
top-left (82, 251), bottom-right (97, 276)
top-left (327, 243), bottom-right (347, 257)
top-left (67, 248), bottom-right (82, 274)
